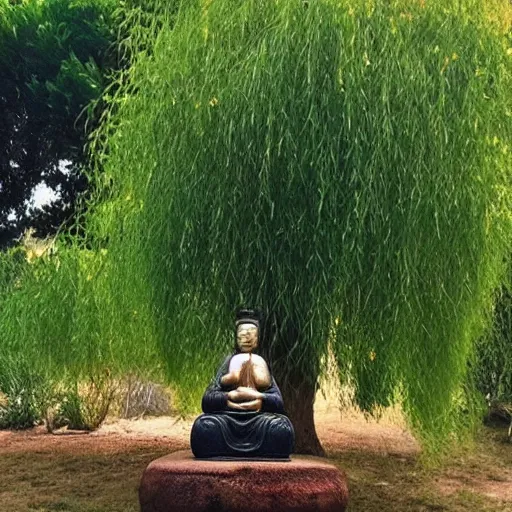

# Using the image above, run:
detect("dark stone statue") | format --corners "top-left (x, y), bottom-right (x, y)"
top-left (190, 308), bottom-right (295, 459)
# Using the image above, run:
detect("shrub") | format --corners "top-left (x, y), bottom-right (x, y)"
top-left (0, 359), bottom-right (42, 430)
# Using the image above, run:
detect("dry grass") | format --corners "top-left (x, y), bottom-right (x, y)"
top-left (0, 397), bottom-right (511, 512)
top-left (335, 427), bottom-right (512, 512)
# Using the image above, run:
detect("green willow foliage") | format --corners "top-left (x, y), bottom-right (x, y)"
top-left (1, 0), bottom-right (511, 449)
top-left (0, 14), bottom-right (175, 413)
top-left (85, 0), bottom-right (512, 439)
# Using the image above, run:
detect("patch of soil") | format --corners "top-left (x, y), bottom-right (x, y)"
top-left (95, 394), bottom-right (420, 457)
top-left (314, 394), bottom-right (419, 456)
top-left (0, 422), bottom-right (188, 455)
top-left (439, 477), bottom-right (512, 501)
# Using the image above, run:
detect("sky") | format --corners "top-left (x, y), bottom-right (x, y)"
top-left (28, 160), bottom-right (70, 212)
top-left (31, 182), bottom-right (59, 209)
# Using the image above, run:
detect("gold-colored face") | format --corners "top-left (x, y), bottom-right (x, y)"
top-left (236, 323), bottom-right (258, 353)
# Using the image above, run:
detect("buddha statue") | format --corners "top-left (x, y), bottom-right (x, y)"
top-left (190, 308), bottom-right (295, 459)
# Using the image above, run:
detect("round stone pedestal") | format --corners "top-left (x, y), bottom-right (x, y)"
top-left (139, 450), bottom-right (349, 512)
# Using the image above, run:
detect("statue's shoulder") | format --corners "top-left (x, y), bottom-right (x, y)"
top-left (251, 354), bottom-right (269, 367)
top-left (230, 353), bottom-right (248, 362)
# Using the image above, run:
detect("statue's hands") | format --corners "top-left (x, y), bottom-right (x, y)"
top-left (221, 371), bottom-right (240, 386)
top-left (226, 387), bottom-right (264, 411)
top-left (227, 387), bottom-right (263, 402)
top-left (227, 398), bottom-right (262, 411)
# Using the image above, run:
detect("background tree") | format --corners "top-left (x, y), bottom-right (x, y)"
top-left (0, 0), bottom-right (117, 248)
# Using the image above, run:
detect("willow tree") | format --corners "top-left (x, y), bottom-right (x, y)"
top-left (88, 0), bottom-right (512, 454)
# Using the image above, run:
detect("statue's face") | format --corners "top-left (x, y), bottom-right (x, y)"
top-left (236, 323), bottom-right (258, 353)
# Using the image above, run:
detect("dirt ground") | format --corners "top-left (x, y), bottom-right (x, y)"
top-left (0, 394), bottom-right (511, 512)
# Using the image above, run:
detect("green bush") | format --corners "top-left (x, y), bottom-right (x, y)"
top-left (0, 359), bottom-right (42, 430)
top-left (59, 373), bottom-right (118, 431)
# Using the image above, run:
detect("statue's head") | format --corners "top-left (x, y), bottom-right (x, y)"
top-left (235, 308), bottom-right (261, 353)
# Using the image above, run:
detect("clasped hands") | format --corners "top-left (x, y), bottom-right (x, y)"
top-left (226, 386), bottom-right (263, 411)
top-left (221, 369), bottom-right (264, 411)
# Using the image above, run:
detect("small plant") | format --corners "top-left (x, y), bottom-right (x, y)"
top-left (0, 358), bottom-right (41, 430)
top-left (36, 382), bottom-right (70, 434)
top-left (57, 386), bottom-right (87, 430)
top-left (58, 371), bottom-right (118, 431)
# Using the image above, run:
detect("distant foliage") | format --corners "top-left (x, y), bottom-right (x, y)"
top-left (0, 0), bottom-right (118, 247)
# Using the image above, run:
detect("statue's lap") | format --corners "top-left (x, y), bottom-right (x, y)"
top-left (191, 411), bottom-right (294, 459)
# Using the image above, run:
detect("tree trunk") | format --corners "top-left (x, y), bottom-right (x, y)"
top-left (278, 374), bottom-right (326, 457)
top-left (261, 309), bottom-right (326, 456)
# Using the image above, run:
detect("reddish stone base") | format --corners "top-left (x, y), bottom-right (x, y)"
top-left (139, 450), bottom-right (349, 512)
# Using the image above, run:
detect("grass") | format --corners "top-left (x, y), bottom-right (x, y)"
top-left (336, 427), bottom-right (512, 512)
top-left (0, 424), bottom-right (510, 512)
top-left (0, 442), bottom-right (170, 512)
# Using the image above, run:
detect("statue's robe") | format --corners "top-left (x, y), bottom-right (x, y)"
top-left (190, 355), bottom-right (295, 459)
